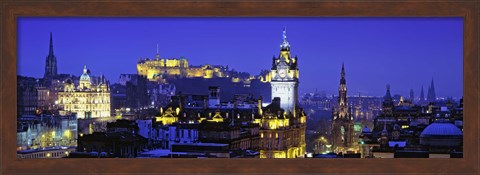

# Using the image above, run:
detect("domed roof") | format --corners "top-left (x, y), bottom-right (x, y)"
top-left (64, 78), bottom-right (73, 84)
top-left (80, 65), bottom-right (91, 81)
top-left (420, 122), bottom-right (462, 137)
top-left (362, 126), bottom-right (371, 133)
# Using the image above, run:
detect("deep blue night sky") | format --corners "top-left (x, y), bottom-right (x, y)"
top-left (17, 17), bottom-right (463, 98)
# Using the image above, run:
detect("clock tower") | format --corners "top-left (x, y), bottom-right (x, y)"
top-left (270, 28), bottom-right (299, 114)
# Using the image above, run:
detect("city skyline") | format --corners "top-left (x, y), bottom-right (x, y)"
top-left (18, 17), bottom-right (463, 98)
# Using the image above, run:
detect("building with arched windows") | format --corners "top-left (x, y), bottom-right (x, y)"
top-left (57, 66), bottom-right (111, 119)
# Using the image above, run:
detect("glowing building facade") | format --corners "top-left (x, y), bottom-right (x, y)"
top-left (57, 66), bottom-right (111, 119)
top-left (256, 28), bottom-right (306, 158)
top-left (136, 47), bottom-right (228, 81)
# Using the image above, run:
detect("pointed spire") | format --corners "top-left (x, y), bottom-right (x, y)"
top-left (427, 78), bottom-right (436, 102)
top-left (44, 32), bottom-right (57, 79)
top-left (418, 85), bottom-right (425, 105)
top-left (339, 63), bottom-right (346, 85)
top-left (280, 27), bottom-right (290, 50)
top-left (49, 32), bottom-right (54, 55)
top-left (430, 78), bottom-right (435, 89)
top-left (83, 65), bottom-right (88, 74)
top-left (155, 44), bottom-right (160, 59)
top-left (410, 89), bottom-right (414, 102)
top-left (384, 84), bottom-right (392, 100)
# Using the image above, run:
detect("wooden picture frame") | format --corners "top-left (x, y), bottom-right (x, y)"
top-left (1, 0), bottom-right (478, 174)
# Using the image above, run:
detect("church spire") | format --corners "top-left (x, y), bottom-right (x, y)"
top-left (340, 62), bottom-right (346, 84)
top-left (337, 63), bottom-right (348, 118)
top-left (384, 84), bottom-right (392, 100)
top-left (49, 32), bottom-right (54, 55)
top-left (44, 32), bottom-right (58, 80)
top-left (427, 78), bottom-right (436, 102)
top-left (410, 89), bottom-right (414, 103)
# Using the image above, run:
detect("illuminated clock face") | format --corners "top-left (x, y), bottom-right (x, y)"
top-left (278, 69), bottom-right (287, 78)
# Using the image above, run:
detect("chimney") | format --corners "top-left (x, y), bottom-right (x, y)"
top-left (272, 97), bottom-right (281, 108)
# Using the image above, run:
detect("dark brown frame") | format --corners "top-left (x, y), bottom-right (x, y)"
top-left (1, 0), bottom-right (478, 174)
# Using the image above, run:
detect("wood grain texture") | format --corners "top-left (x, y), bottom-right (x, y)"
top-left (1, 0), bottom-right (478, 174)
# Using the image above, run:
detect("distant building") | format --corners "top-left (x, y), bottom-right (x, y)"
top-left (199, 121), bottom-right (260, 151)
top-left (136, 46), bottom-right (229, 81)
top-left (57, 66), bottom-right (111, 119)
top-left (427, 78), bottom-right (437, 103)
top-left (77, 131), bottom-right (147, 158)
top-left (364, 84), bottom-right (463, 158)
top-left (17, 76), bottom-right (38, 116)
top-left (125, 74), bottom-right (150, 110)
top-left (419, 85), bottom-right (426, 105)
top-left (17, 115), bottom-right (77, 150)
top-left (44, 32), bottom-right (58, 84)
top-left (331, 63), bottom-right (355, 152)
top-left (77, 119), bottom-right (148, 158)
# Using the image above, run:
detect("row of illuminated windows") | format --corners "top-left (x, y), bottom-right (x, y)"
top-left (18, 150), bottom-right (69, 159)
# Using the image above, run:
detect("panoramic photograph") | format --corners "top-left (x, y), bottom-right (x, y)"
top-left (16, 17), bottom-right (463, 158)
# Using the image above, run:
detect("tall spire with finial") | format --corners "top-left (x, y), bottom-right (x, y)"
top-left (44, 32), bottom-right (58, 79)
top-left (427, 78), bottom-right (436, 102)
top-left (420, 85), bottom-right (425, 105)
top-left (338, 63), bottom-right (348, 118)
top-left (410, 89), bottom-right (414, 103)
top-left (385, 84), bottom-right (392, 100)
top-left (280, 26), bottom-right (290, 51)
top-left (49, 32), bottom-right (54, 55)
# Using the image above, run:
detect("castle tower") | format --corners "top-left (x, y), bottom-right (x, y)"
top-left (270, 27), bottom-right (299, 114)
top-left (331, 63), bottom-right (354, 151)
top-left (44, 32), bottom-right (58, 80)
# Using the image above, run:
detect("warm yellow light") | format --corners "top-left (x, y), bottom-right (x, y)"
top-left (64, 130), bottom-right (71, 139)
